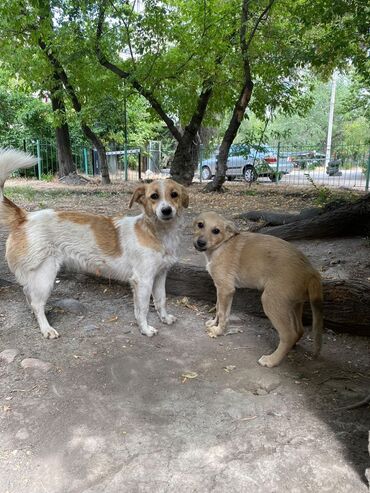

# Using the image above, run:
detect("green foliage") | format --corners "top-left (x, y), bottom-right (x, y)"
top-left (0, 74), bottom-right (54, 145)
top-left (0, 0), bottom-right (368, 164)
top-left (41, 173), bottom-right (55, 182)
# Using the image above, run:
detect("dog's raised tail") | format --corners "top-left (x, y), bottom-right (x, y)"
top-left (308, 273), bottom-right (324, 357)
top-left (0, 148), bottom-right (37, 227)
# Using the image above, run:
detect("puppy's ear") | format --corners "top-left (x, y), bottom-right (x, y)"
top-left (129, 185), bottom-right (146, 208)
top-left (181, 186), bottom-right (189, 208)
top-left (225, 220), bottom-right (239, 237)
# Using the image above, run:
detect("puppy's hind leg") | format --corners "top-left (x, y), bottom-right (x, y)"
top-left (293, 302), bottom-right (304, 340)
top-left (258, 292), bottom-right (299, 368)
top-left (23, 258), bottom-right (60, 339)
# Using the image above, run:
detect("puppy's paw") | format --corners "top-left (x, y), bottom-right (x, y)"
top-left (42, 327), bottom-right (60, 339)
top-left (161, 314), bottom-right (177, 325)
top-left (41, 327), bottom-right (59, 339)
top-left (206, 325), bottom-right (224, 338)
top-left (141, 325), bottom-right (158, 337)
top-left (205, 318), bottom-right (217, 328)
top-left (258, 354), bottom-right (277, 368)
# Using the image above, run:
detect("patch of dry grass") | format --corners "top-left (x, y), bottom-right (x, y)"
top-left (4, 177), bottom-right (361, 218)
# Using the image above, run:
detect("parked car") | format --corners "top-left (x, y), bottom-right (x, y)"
top-left (286, 151), bottom-right (326, 170)
top-left (200, 144), bottom-right (293, 182)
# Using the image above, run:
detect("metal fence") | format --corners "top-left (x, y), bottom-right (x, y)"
top-left (2, 138), bottom-right (369, 191)
top-left (198, 143), bottom-right (370, 191)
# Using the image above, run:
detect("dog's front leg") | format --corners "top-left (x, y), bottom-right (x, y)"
top-left (152, 269), bottom-right (177, 325)
top-left (130, 276), bottom-right (158, 337)
top-left (205, 298), bottom-right (219, 328)
top-left (207, 287), bottom-right (235, 338)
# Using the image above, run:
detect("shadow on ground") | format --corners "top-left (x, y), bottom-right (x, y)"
top-left (0, 268), bottom-right (369, 493)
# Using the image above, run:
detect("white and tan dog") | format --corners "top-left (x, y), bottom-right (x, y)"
top-left (193, 211), bottom-right (323, 367)
top-left (0, 148), bottom-right (188, 339)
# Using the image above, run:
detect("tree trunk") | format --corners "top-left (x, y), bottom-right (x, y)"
top-left (170, 134), bottom-right (199, 186)
top-left (81, 124), bottom-right (110, 185)
top-left (204, 0), bottom-right (275, 192)
top-left (258, 195), bottom-right (370, 240)
top-left (50, 92), bottom-right (76, 177)
top-left (37, 37), bottom-right (111, 185)
top-left (205, 79), bottom-right (253, 192)
top-left (170, 85), bottom-right (214, 185)
top-left (166, 263), bottom-right (370, 336)
top-left (238, 208), bottom-right (322, 226)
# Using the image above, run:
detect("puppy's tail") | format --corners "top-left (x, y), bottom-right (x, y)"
top-left (308, 273), bottom-right (324, 357)
top-left (0, 148), bottom-right (37, 228)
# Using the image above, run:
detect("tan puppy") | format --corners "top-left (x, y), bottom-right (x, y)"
top-left (193, 211), bottom-right (323, 367)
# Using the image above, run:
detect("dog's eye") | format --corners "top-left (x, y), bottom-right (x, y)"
top-left (197, 222), bottom-right (204, 229)
top-left (150, 192), bottom-right (159, 200)
top-left (170, 191), bottom-right (178, 198)
top-left (212, 228), bottom-right (220, 235)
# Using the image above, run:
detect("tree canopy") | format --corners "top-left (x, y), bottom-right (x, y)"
top-left (0, 0), bottom-right (368, 184)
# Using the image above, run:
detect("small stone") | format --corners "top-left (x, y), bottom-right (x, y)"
top-left (52, 298), bottom-right (87, 315)
top-left (83, 324), bottom-right (99, 332)
top-left (16, 428), bottom-right (29, 440)
top-left (0, 349), bottom-right (19, 364)
top-left (228, 315), bottom-right (244, 326)
top-left (21, 358), bottom-right (52, 372)
top-left (329, 259), bottom-right (341, 266)
top-left (255, 388), bottom-right (268, 396)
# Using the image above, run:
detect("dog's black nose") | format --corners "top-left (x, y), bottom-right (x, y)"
top-left (197, 238), bottom-right (207, 249)
top-left (161, 206), bottom-right (172, 216)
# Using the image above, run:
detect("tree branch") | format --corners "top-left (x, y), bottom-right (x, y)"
top-left (95, 3), bottom-right (183, 142)
top-left (244, 0), bottom-right (276, 52)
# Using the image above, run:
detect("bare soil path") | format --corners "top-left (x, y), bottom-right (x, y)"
top-left (0, 179), bottom-right (369, 492)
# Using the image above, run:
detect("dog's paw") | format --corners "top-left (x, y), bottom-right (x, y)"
top-left (42, 327), bottom-right (60, 339)
top-left (205, 318), bottom-right (217, 328)
top-left (141, 325), bottom-right (158, 337)
top-left (258, 354), bottom-right (277, 368)
top-left (161, 314), bottom-right (177, 325)
top-left (206, 325), bottom-right (224, 338)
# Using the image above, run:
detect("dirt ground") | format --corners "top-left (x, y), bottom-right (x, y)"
top-left (0, 179), bottom-right (369, 493)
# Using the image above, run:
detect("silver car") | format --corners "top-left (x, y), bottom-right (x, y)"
top-left (200, 145), bottom-right (293, 181)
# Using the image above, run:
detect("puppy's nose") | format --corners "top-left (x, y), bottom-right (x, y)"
top-left (197, 238), bottom-right (207, 249)
top-left (161, 206), bottom-right (172, 216)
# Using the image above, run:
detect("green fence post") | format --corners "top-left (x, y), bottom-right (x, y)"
top-left (365, 149), bottom-right (370, 193)
top-left (83, 148), bottom-right (89, 175)
top-left (275, 142), bottom-right (280, 184)
top-left (36, 139), bottom-right (42, 180)
top-left (199, 144), bottom-right (203, 183)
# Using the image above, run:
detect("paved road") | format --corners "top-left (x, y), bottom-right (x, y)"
top-left (194, 167), bottom-right (368, 190)
top-left (280, 168), bottom-right (367, 190)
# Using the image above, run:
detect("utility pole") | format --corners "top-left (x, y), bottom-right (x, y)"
top-left (325, 71), bottom-right (337, 166)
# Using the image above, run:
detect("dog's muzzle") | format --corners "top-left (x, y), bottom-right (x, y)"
top-left (158, 205), bottom-right (175, 221)
top-left (194, 238), bottom-right (207, 251)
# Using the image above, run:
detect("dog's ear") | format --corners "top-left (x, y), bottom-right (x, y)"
top-left (129, 185), bottom-right (146, 208)
top-left (225, 220), bottom-right (239, 236)
top-left (181, 186), bottom-right (189, 208)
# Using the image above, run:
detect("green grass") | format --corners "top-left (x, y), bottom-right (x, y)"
top-left (4, 186), bottom-right (38, 202)
top-left (4, 186), bottom-right (75, 203)
top-left (244, 189), bottom-right (258, 196)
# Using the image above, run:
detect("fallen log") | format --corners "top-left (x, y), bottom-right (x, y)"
top-left (167, 263), bottom-right (370, 336)
top-left (238, 207), bottom-right (321, 226)
top-left (248, 195), bottom-right (370, 240)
